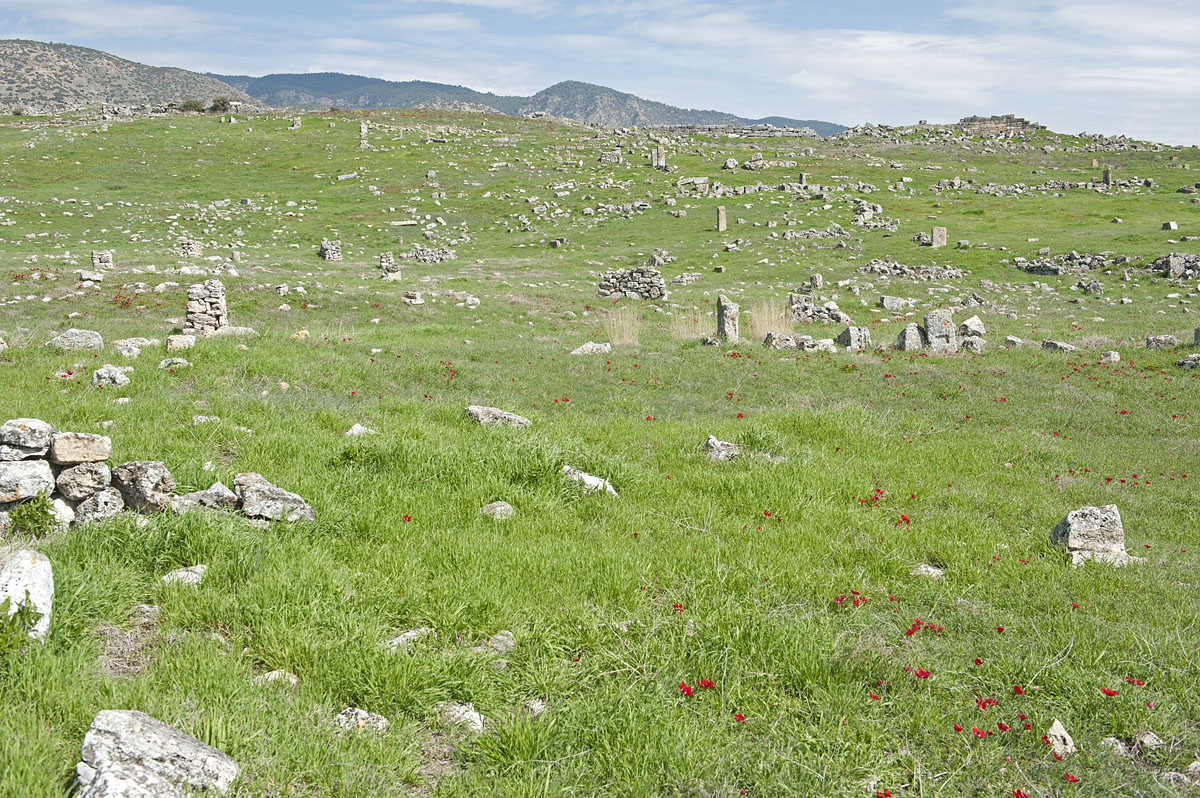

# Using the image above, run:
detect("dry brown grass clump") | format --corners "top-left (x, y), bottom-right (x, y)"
top-left (603, 306), bottom-right (641, 347)
top-left (745, 298), bottom-right (793, 343)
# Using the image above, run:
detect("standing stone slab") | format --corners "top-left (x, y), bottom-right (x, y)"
top-left (836, 326), bottom-right (871, 351)
top-left (717, 295), bottom-right (739, 343)
top-left (1051, 505), bottom-right (1143, 567)
top-left (923, 310), bottom-right (957, 354)
top-left (48, 329), bottom-right (103, 351)
top-left (895, 323), bottom-right (926, 351)
top-left (716, 206), bottom-right (727, 232)
top-left (76, 709), bottom-right (239, 797)
top-left (931, 227), bottom-right (948, 248)
top-left (0, 547), bottom-right (53, 639)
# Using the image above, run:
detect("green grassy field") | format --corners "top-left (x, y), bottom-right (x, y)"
top-left (1, 110), bottom-right (1198, 797)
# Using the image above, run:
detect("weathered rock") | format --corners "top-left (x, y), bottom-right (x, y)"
top-left (895, 323), bottom-right (927, 351)
top-left (570, 341), bottom-right (611, 356)
top-left (472, 630), bottom-right (515, 655)
top-left (161, 565), bottom-right (207, 586)
top-left (438, 702), bottom-right (485, 733)
top-left (385, 627), bottom-right (436, 652)
top-left (76, 709), bottom-right (239, 796)
top-left (1046, 719), bottom-right (1076, 758)
top-left (92, 365), bottom-right (132, 388)
top-left (923, 310), bottom-right (956, 354)
top-left (74, 488), bottom-right (125, 524)
top-left (171, 482), bottom-right (237, 513)
top-left (763, 332), bottom-right (798, 350)
top-left (704, 435), bottom-right (739, 463)
top-left (48, 328), bottom-right (103, 351)
top-left (158, 358), bottom-right (191, 370)
top-left (717, 295), bottom-right (740, 342)
top-left (1176, 353), bottom-right (1200, 369)
top-left (0, 418), bottom-right (56, 460)
top-left (1099, 737), bottom-right (1130, 756)
top-left (879, 295), bottom-right (911, 312)
top-left (0, 459), bottom-right (55, 502)
top-left (1051, 505), bottom-right (1143, 567)
top-left (1100, 351), bottom-right (1121, 364)
top-left (50, 432), bottom-right (111, 465)
top-left (253, 669), bottom-right (298, 687)
top-left (233, 473), bottom-right (314, 522)
top-left (466, 405), bottom-right (531, 428)
top-left (57, 462), bottom-right (112, 502)
top-left (113, 338), bottom-right (157, 358)
top-left (481, 501), bottom-right (514, 520)
top-left (334, 707), bottom-right (388, 734)
top-left (345, 424), bottom-right (377, 436)
top-left (836, 326), bottom-right (871, 350)
top-left (960, 335), bottom-right (986, 354)
top-left (1134, 730), bottom-right (1165, 752)
top-left (561, 465), bottom-right (618, 496)
top-left (111, 461), bottom-right (175, 511)
top-left (1005, 335), bottom-right (1024, 347)
top-left (958, 315), bottom-right (986, 337)
top-left (911, 563), bottom-right (944, 579)
top-left (51, 497), bottom-right (75, 526)
top-left (1041, 340), bottom-right (1077, 352)
top-left (0, 547), bottom-right (53, 639)
top-left (165, 334), bottom-right (195, 353)
top-left (1145, 334), bottom-right (1178, 350)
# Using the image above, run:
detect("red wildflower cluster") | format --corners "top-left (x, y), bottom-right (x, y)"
top-left (904, 617), bottom-right (942, 637)
top-left (834, 590), bottom-right (870, 609)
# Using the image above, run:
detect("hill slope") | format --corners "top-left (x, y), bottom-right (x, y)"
top-left (0, 40), bottom-right (256, 113)
top-left (212, 73), bottom-right (845, 135)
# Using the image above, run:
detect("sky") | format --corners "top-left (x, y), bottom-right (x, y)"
top-left (1, 0), bottom-right (1198, 144)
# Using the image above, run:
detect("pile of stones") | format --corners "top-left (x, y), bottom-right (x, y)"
top-left (597, 266), bottom-right (667, 299)
top-left (788, 293), bottom-right (852, 324)
top-left (175, 239), bottom-right (203, 259)
top-left (763, 332), bottom-right (837, 353)
top-left (379, 252), bottom-right (399, 274)
top-left (856, 259), bottom-right (966, 281)
top-left (91, 250), bottom-right (113, 269)
top-left (182, 280), bottom-right (228, 337)
top-left (598, 150), bottom-right (623, 164)
top-left (319, 239), bottom-right (342, 261)
top-left (400, 245), bottom-right (457, 264)
top-left (0, 417), bottom-right (314, 534)
top-left (1017, 251), bottom-right (1122, 276)
top-left (671, 273), bottom-right (702, 286)
top-left (1155, 253), bottom-right (1200, 280)
top-left (852, 200), bottom-right (899, 231)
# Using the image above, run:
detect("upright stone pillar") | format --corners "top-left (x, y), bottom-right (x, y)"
top-left (931, 227), bottom-right (948, 248)
top-left (717, 295), bottom-right (739, 343)
top-left (717, 206), bottom-right (727, 233)
top-left (183, 280), bottom-right (229, 338)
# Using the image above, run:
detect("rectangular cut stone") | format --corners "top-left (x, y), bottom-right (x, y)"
top-left (931, 227), bottom-right (948, 248)
top-left (717, 206), bottom-right (727, 232)
top-left (49, 432), bottom-right (112, 465)
top-left (717, 295), bottom-right (739, 342)
top-left (924, 309), bottom-right (956, 354)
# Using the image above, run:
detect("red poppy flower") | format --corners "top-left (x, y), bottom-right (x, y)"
top-left (1064, 773), bottom-right (1079, 783)
top-left (869, 692), bottom-right (880, 700)
top-left (1013, 685), bottom-right (1024, 695)
top-left (734, 713), bottom-right (745, 722)
top-left (974, 658), bottom-right (983, 666)
top-left (1100, 687), bottom-right (1119, 697)
top-left (678, 682), bottom-right (693, 697)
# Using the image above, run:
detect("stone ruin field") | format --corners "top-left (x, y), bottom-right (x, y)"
top-left (0, 110), bottom-right (1198, 796)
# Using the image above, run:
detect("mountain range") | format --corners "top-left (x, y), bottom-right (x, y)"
top-left (210, 72), bottom-right (845, 135)
top-left (0, 39), bottom-right (844, 134)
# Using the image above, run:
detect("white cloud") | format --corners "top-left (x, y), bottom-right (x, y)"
top-left (0, 0), bottom-right (226, 38)
top-left (377, 12), bottom-right (482, 32)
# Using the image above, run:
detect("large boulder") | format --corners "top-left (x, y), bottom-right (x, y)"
top-left (50, 432), bottom-right (112, 465)
top-left (0, 460), bottom-right (55, 503)
top-left (76, 709), bottom-right (239, 797)
top-left (57, 462), bottom-right (112, 502)
top-left (466, 405), bottom-right (531, 428)
top-left (234, 473), bottom-right (314, 522)
top-left (836, 326), bottom-right (871, 351)
top-left (895, 323), bottom-right (927, 351)
top-left (0, 418), bottom-right (56, 460)
top-left (111, 462), bottom-right (175, 511)
top-left (1051, 505), bottom-right (1143, 567)
top-left (0, 547), bottom-right (53, 640)
top-left (47, 328), bottom-right (103, 351)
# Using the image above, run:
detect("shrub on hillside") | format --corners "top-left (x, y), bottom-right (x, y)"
top-left (178, 99), bottom-right (205, 113)
top-left (208, 96), bottom-right (231, 114)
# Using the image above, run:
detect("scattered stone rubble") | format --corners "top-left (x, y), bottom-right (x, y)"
top-left (856, 259), bottom-right (966, 281)
top-left (400, 245), bottom-right (457, 264)
top-left (175, 239), bottom-right (203, 259)
top-left (789, 293), bottom-right (852, 325)
top-left (1018, 251), bottom-right (1125, 276)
